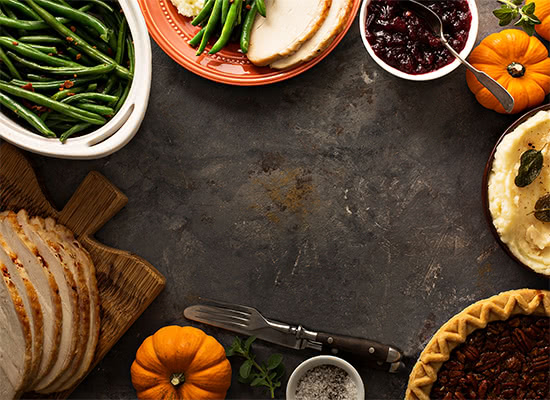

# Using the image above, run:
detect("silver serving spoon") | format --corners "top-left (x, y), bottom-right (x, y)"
top-left (404, 0), bottom-right (515, 113)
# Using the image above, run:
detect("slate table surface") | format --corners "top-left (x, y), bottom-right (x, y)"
top-left (12, 1), bottom-right (550, 399)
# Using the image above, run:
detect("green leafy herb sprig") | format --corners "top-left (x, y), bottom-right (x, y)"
top-left (515, 145), bottom-right (545, 187)
top-left (493, 0), bottom-right (541, 36)
top-left (226, 336), bottom-right (285, 399)
top-left (533, 194), bottom-right (550, 222)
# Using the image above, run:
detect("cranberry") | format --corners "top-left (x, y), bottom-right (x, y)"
top-left (365, 0), bottom-right (472, 75)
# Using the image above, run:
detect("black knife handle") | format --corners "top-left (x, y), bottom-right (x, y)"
top-left (317, 332), bottom-right (401, 363)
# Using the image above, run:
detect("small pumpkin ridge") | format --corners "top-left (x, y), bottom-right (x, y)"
top-left (507, 62), bottom-right (526, 78)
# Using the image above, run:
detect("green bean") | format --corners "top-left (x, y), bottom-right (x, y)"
top-left (50, 84), bottom-right (87, 100)
top-left (44, 112), bottom-right (78, 122)
top-left (65, 46), bottom-right (93, 65)
top-left (237, 0), bottom-right (243, 25)
top-left (189, 27), bottom-right (205, 47)
top-left (2, 3), bottom-right (25, 38)
top-left (102, 73), bottom-right (116, 94)
top-left (221, 0), bottom-right (229, 25)
top-left (191, 0), bottom-right (214, 26)
top-left (0, 91), bottom-right (56, 137)
top-left (240, 0), bottom-right (257, 54)
top-left (210, 0), bottom-right (241, 54)
top-left (60, 122), bottom-right (91, 142)
top-left (127, 36), bottom-right (134, 74)
top-left (10, 76), bottom-right (96, 91)
top-left (18, 35), bottom-right (65, 45)
top-left (0, 0), bottom-right (41, 20)
top-left (0, 15), bottom-right (69, 31)
top-left (197, 0), bottom-right (222, 55)
top-left (33, 0), bottom-right (113, 43)
top-left (78, 0), bottom-right (114, 13)
top-left (70, 24), bottom-right (111, 54)
top-left (114, 17), bottom-right (126, 64)
top-left (86, 82), bottom-right (97, 91)
top-left (107, 81), bottom-right (121, 104)
top-left (28, 44), bottom-right (57, 54)
top-left (7, 51), bottom-right (115, 76)
top-left (256, 0), bottom-right (266, 17)
top-left (24, 0), bottom-right (132, 79)
top-left (114, 37), bottom-right (132, 114)
top-left (26, 73), bottom-right (52, 81)
top-left (0, 80), bottom-right (106, 124)
top-left (0, 37), bottom-right (80, 66)
top-left (75, 102), bottom-right (113, 115)
top-left (0, 45), bottom-right (21, 79)
top-left (61, 92), bottom-right (117, 104)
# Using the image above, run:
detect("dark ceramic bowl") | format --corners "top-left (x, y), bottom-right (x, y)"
top-left (482, 104), bottom-right (550, 278)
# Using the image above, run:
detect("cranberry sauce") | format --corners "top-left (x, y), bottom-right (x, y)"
top-left (365, 0), bottom-right (472, 75)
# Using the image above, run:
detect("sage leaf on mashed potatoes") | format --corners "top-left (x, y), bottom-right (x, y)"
top-left (515, 148), bottom-right (544, 187)
top-left (534, 194), bottom-right (550, 223)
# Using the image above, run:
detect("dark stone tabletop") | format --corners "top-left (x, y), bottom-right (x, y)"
top-left (15, 1), bottom-right (550, 399)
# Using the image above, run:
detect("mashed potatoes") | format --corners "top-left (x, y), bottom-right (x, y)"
top-left (488, 110), bottom-right (550, 275)
top-left (170, 0), bottom-right (205, 17)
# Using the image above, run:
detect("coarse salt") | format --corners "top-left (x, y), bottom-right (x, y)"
top-left (295, 365), bottom-right (358, 400)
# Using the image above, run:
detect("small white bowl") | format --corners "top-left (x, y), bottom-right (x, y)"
top-left (0, 0), bottom-right (152, 160)
top-left (359, 0), bottom-right (479, 81)
top-left (286, 355), bottom-right (365, 400)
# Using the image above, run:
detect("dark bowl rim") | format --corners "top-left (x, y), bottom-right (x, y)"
top-left (481, 103), bottom-right (550, 279)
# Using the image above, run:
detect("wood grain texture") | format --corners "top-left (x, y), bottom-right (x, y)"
top-left (0, 143), bottom-right (166, 399)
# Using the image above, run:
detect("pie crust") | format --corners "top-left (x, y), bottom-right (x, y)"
top-left (406, 289), bottom-right (550, 400)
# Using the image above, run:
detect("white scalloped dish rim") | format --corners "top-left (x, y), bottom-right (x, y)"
top-left (0, 0), bottom-right (152, 160)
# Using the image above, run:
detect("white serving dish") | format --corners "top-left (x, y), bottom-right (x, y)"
top-left (286, 355), bottom-right (365, 400)
top-left (359, 0), bottom-right (479, 81)
top-left (0, 0), bottom-right (152, 160)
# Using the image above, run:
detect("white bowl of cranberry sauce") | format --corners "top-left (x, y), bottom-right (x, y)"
top-left (360, 0), bottom-right (479, 81)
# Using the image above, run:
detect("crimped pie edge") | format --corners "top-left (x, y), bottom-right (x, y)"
top-left (405, 289), bottom-right (550, 400)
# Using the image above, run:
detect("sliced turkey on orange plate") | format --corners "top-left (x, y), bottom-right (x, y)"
top-left (247, 0), bottom-right (332, 66)
top-left (16, 211), bottom-right (82, 393)
top-left (51, 220), bottom-right (100, 391)
top-left (0, 213), bottom-right (62, 389)
top-left (0, 256), bottom-right (33, 399)
top-left (0, 231), bottom-right (44, 387)
top-left (271, 0), bottom-right (353, 69)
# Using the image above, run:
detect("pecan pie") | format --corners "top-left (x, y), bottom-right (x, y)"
top-left (406, 289), bottom-right (550, 400)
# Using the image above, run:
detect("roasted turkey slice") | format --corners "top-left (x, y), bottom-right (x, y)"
top-left (15, 211), bottom-right (80, 393)
top-left (0, 257), bottom-right (33, 399)
top-left (50, 220), bottom-right (100, 392)
top-left (247, 0), bottom-right (332, 66)
top-left (0, 232), bottom-right (44, 387)
top-left (271, 0), bottom-right (353, 69)
top-left (0, 213), bottom-right (61, 389)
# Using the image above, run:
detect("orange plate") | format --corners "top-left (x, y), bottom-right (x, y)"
top-left (137, 0), bottom-right (361, 86)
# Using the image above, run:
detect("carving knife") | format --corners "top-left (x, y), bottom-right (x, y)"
top-left (184, 299), bottom-right (404, 373)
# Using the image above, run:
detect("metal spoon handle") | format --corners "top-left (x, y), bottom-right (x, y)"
top-left (441, 36), bottom-right (515, 113)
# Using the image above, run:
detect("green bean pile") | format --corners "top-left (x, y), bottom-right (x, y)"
top-left (0, 0), bottom-right (134, 142)
top-left (190, 0), bottom-right (266, 55)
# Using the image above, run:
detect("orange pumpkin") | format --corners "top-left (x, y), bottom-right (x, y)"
top-left (466, 29), bottom-right (550, 114)
top-left (527, 0), bottom-right (550, 40)
top-left (131, 326), bottom-right (232, 400)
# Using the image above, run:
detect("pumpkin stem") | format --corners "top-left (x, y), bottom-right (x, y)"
top-left (170, 373), bottom-right (185, 387)
top-left (507, 62), bottom-right (526, 78)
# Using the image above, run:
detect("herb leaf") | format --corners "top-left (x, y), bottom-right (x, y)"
top-left (515, 148), bottom-right (544, 187)
top-left (494, 0), bottom-right (541, 35)
top-left (226, 336), bottom-right (284, 398)
top-left (534, 194), bottom-right (550, 222)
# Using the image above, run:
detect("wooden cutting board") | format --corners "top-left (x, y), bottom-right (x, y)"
top-left (0, 143), bottom-right (166, 399)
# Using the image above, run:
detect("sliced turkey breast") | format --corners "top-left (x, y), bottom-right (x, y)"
top-left (15, 211), bottom-right (80, 393)
top-left (49, 221), bottom-right (100, 392)
top-left (0, 212), bottom-right (62, 388)
top-left (247, 0), bottom-right (332, 66)
top-left (271, 0), bottom-right (353, 69)
top-left (29, 215), bottom-right (91, 393)
top-left (0, 261), bottom-right (32, 399)
top-left (0, 232), bottom-right (44, 386)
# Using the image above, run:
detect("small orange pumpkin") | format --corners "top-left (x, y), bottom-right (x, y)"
top-left (466, 29), bottom-right (550, 114)
top-left (131, 326), bottom-right (232, 400)
top-left (527, 0), bottom-right (550, 40)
